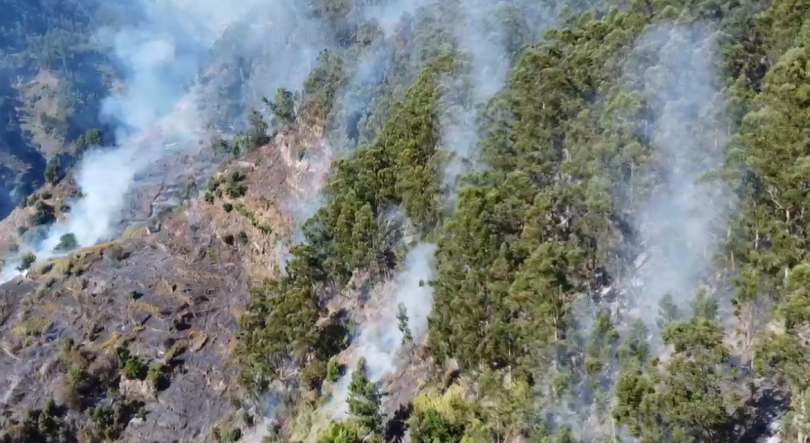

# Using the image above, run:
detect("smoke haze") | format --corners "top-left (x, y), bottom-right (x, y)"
top-left (628, 24), bottom-right (730, 325)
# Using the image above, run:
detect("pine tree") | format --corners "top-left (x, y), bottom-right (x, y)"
top-left (347, 358), bottom-right (384, 440)
top-left (397, 303), bottom-right (413, 345)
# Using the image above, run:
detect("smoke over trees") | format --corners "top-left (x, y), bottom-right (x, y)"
top-left (4, 0), bottom-right (810, 441)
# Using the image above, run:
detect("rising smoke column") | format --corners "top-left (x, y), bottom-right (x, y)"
top-left (320, 0), bottom-right (524, 425)
top-left (442, 0), bottom-right (561, 204)
top-left (0, 0), bottom-right (215, 276)
top-left (529, 23), bottom-right (732, 442)
top-left (627, 24), bottom-right (730, 329)
top-left (0, 0), bottom-right (332, 279)
top-left (322, 243), bottom-right (437, 422)
top-left (440, 0), bottom-right (509, 199)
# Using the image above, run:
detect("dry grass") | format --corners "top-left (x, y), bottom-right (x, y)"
top-left (96, 332), bottom-right (123, 350)
top-left (130, 302), bottom-right (162, 318)
top-left (11, 317), bottom-right (51, 338)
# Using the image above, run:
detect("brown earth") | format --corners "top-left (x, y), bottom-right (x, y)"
top-left (0, 121), bottom-right (333, 441)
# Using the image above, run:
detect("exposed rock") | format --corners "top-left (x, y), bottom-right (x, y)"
top-left (188, 330), bottom-right (209, 352)
top-left (120, 378), bottom-right (158, 403)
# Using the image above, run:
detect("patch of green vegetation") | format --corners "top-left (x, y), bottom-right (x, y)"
top-left (234, 204), bottom-right (273, 235)
top-left (30, 201), bottom-right (56, 226)
top-left (17, 252), bottom-right (37, 271)
top-left (54, 233), bottom-right (78, 251)
top-left (214, 426), bottom-right (243, 443)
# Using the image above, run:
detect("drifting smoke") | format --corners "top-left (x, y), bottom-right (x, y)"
top-left (441, 0), bottom-right (560, 203)
top-left (363, 0), bottom-right (437, 37)
top-left (0, 0), bottom-right (332, 279)
top-left (440, 0), bottom-right (510, 200)
top-left (533, 24), bottom-right (732, 442)
top-left (628, 23), bottom-right (730, 326)
top-left (43, 10), bottom-right (208, 251)
top-left (319, 0), bottom-right (564, 429)
top-left (326, 243), bottom-right (437, 420)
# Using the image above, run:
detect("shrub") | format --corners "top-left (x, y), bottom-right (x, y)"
top-left (301, 359), bottom-right (327, 390)
top-left (17, 252), bottom-right (36, 271)
top-left (327, 359), bottom-right (344, 383)
top-left (31, 201), bottom-right (56, 226)
top-left (121, 357), bottom-right (147, 380)
top-left (147, 363), bottom-right (167, 389)
top-left (45, 159), bottom-right (60, 183)
top-left (54, 233), bottom-right (78, 251)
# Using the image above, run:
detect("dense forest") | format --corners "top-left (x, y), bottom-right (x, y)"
top-left (239, 0), bottom-right (810, 442)
top-left (3, 0), bottom-right (810, 441)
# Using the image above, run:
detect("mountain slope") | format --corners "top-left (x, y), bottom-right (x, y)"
top-left (3, 0), bottom-right (810, 443)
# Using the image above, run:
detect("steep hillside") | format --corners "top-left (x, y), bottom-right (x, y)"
top-left (4, 0), bottom-right (810, 443)
top-left (0, 0), bottom-right (126, 215)
top-left (0, 118), bottom-right (329, 441)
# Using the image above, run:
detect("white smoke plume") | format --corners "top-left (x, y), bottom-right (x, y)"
top-left (440, 0), bottom-right (509, 199)
top-left (628, 23), bottom-right (730, 326)
top-left (324, 243), bottom-right (437, 420)
top-left (441, 0), bottom-right (560, 204)
top-left (0, 0), bottom-right (331, 279)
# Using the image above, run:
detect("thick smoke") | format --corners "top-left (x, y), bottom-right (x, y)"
top-left (44, 9), bottom-right (209, 250)
top-left (628, 24), bottom-right (730, 325)
top-left (0, 0), bottom-right (332, 279)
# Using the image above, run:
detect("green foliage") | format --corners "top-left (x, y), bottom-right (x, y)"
top-left (54, 233), bottom-right (78, 251)
top-left (44, 158), bottom-right (62, 184)
top-left (301, 359), bottom-right (328, 391)
top-left (247, 109), bottom-right (271, 150)
top-left (264, 88), bottom-right (297, 126)
top-left (301, 49), bottom-right (346, 123)
top-left (17, 252), bottom-right (36, 271)
top-left (315, 422), bottom-right (363, 443)
top-left (409, 386), bottom-right (484, 443)
top-left (147, 363), bottom-right (167, 389)
top-left (396, 303), bottom-right (413, 345)
top-left (234, 0), bottom-right (810, 441)
top-left (3, 401), bottom-right (76, 443)
top-left (237, 58), bottom-right (454, 390)
top-left (74, 128), bottom-right (103, 152)
top-left (120, 356), bottom-right (147, 381)
top-left (615, 293), bottom-right (742, 443)
top-left (326, 358), bottom-right (344, 383)
top-left (31, 201), bottom-right (56, 226)
top-left (89, 400), bottom-right (143, 441)
top-left (347, 358), bottom-right (384, 437)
